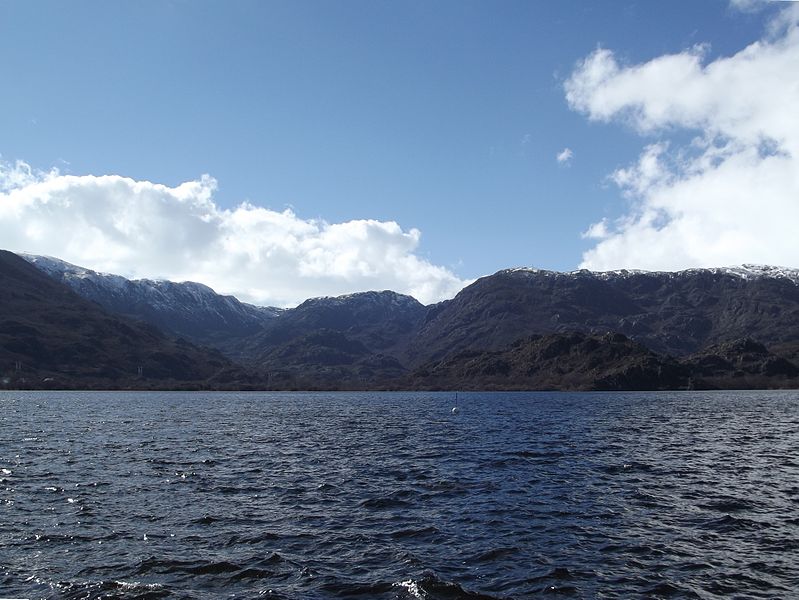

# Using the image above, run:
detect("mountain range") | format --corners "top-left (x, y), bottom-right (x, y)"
top-left (0, 251), bottom-right (254, 389)
top-left (4, 251), bottom-right (799, 390)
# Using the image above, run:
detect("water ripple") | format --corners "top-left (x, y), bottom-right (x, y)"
top-left (1, 390), bottom-right (799, 598)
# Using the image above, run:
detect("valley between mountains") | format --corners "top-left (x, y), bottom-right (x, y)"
top-left (3, 249), bottom-right (799, 391)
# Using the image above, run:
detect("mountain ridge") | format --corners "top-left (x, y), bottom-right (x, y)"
top-left (408, 266), bottom-right (799, 363)
top-left (502, 264), bottom-right (799, 283)
top-left (0, 251), bottom-right (255, 389)
top-left (12, 251), bottom-right (799, 390)
top-left (23, 254), bottom-right (283, 358)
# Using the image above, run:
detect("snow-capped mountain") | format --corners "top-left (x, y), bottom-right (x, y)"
top-left (20, 252), bottom-right (799, 388)
top-left (409, 265), bottom-right (799, 362)
top-left (23, 254), bottom-right (282, 354)
top-left (0, 250), bottom-right (248, 387)
top-left (506, 264), bottom-right (799, 284)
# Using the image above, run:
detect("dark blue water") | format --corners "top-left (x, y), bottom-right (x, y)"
top-left (2, 391), bottom-right (798, 599)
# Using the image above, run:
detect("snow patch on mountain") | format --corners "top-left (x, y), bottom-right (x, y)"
top-left (22, 254), bottom-right (284, 338)
top-left (300, 290), bottom-right (423, 310)
top-left (503, 265), bottom-right (799, 284)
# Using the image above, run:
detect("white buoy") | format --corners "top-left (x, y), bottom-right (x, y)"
top-left (451, 406), bottom-right (459, 414)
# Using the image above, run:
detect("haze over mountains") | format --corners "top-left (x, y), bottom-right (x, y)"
top-left (3, 250), bottom-right (799, 391)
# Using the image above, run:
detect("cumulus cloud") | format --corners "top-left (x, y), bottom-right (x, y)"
top-left (566, 6), bottom-right (799, 271)
top-left (731, 0), bottom-right (799, 12)
top-left (730, 0), bottom-right (767, 12)
top-left (556, 148), bottom-right (574, 165)
top-left (0, 159), bottom-right (467, 306)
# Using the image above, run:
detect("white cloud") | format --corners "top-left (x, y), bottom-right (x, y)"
top-left (566, 7), bottom-right (799, 271)
top-left (556, 148), bottom-right (574, 165)
top-left (0, 159), bottom-right (468, 306)
top-left (731, 0), bottom-right (799, 13)
top-left (581, 219), bottom-right (609, 240)
top-left (730, 0), bottom-right (767, 12)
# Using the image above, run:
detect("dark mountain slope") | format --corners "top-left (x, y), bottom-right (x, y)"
top-left (407, 332), bottom-right (690, 391)
top-left (408, 267), bottom-right (799, 364)
top-left (24, 255), bottom-right (429, 374)
top-left (405, 332), bottom-right (799, 392)
top-left (0, 251), bottom-right (250, 388)
top-left (23, 254), bottom-right (281, 358)
top-left (242, 291), bottom-right (426, 370)
top-left (260, 291), bottom-right (425, 346)
top-left (685, 338), bottom-right (799, 389)
top-left (19, 252), bottom-right (799, 390)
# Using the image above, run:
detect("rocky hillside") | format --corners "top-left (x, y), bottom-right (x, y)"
top-left (408, 266), bottom-right (799, 364)
top-left (23, 254), bottom-right (281, 357)
top-left (406, 332), bottom-right (689, 391)
top-left (18, 252), bottom-right (799, 390)
top-left (236, 291), bottom-right (426, 388)
top-left (404, 332), bottom-right (799, 391)
top-left (0, 251), bottom-right (256, 389)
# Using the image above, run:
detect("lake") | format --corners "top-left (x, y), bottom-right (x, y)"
top-left (1, 390), bottom-right (798, 599)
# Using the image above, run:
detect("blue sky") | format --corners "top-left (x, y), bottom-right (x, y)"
top-left (1, 0), bottom-right (797, 305)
